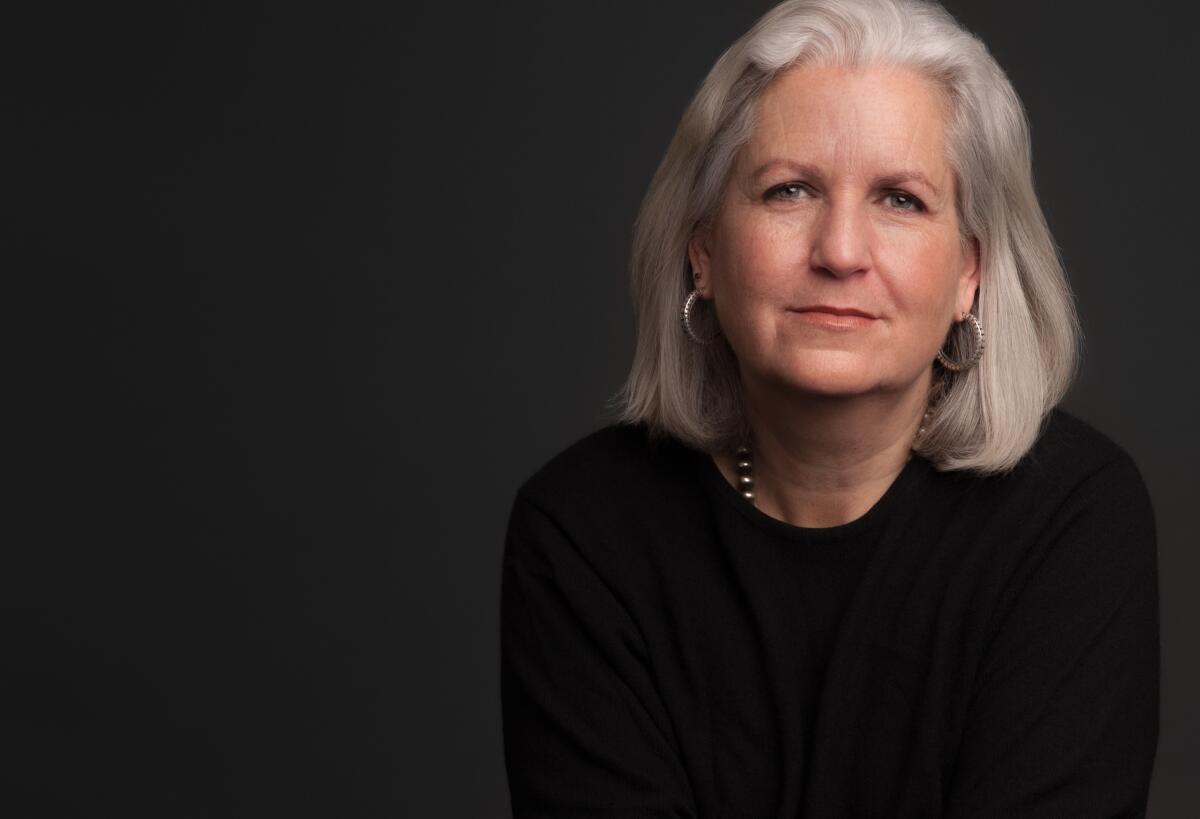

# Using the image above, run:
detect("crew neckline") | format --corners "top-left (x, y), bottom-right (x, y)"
top-left (697, 445), bottom-right (929, 543)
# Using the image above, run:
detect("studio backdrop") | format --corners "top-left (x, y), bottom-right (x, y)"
top-left (5, 1), bottom-right (1195, 816)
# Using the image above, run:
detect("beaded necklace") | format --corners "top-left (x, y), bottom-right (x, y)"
top-left (731, 407), bottom-right (932, 505)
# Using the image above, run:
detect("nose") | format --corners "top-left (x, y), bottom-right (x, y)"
top-left (809, 199), bottom-right (871, 278)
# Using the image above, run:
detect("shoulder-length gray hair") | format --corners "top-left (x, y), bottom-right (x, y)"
top-left (610, 0), bottom-right (1079, 474)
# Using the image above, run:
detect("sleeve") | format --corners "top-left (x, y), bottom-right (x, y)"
top-left (499, 490), bottom-right (699, 818)
top-left (944, 452), bottom-right (1161, 818)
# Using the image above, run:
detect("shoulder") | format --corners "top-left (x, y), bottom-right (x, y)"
top-left (964, 408), bottom-right (1157, 574)
top-left (510, 421), bottom-right (700, 527)
top-left (1018, 408), bottom-right (1149, 505)
top-left (520, 423), bottom-right (659, 489)
top-left (933, 408), bottom-right (1154, 560)
top-left (502, 423), bottom-right (707, 591)
top-left (1029, 407), bottom-right (1129, 469)
top-left (971, 411), bottom-right (1158, 659)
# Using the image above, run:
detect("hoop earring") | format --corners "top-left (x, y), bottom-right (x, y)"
top-left (681, 288), bottom-right (721, 344)
top-left (936, 311), bottom-right (985, 372)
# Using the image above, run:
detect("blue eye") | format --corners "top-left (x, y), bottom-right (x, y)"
top-left (765, 183), bottom-right (927, 212)
top-left (887, 191), bottom-right (925, 212)
top-left (767, 182), bottom-right (809, 200)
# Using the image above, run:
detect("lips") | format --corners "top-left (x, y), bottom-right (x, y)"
top-left (786, 304), bottom-right (879, 330)
top-left (788, 305), bottom-right (878, 319)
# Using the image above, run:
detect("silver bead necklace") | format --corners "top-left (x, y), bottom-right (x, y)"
top-left (732, 407), bottom-right (933, 505)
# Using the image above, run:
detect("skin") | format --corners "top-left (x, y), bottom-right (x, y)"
top-left (687, 62), bottom-right (980, 528)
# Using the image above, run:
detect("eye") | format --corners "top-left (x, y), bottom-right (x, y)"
top-left (765, 181), bottom-right (811, 201)
top-left (885, 190), bottom-right (926, 212)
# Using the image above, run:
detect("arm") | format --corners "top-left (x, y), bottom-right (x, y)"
top-left (944, 453), bottom-right (1161, 818)
top-left (500, 491), bottom-right (699, 818)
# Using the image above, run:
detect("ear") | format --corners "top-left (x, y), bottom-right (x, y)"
top-left (686, 223), bottom-right (715, 298)
top-left (955, 235), bottom-right (981, 317)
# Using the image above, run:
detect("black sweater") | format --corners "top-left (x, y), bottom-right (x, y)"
top-left (499, 409), bottom-right (1159, 818)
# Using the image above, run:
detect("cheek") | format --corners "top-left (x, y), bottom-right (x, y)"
top-left (708, 223), bottom-right (795, 353)
top-left (881, 247), bottom-right (965, 362)
top-left (715, 218), bottom-right (799, 296)
top-left (890, 237), bottom-right (963, 317)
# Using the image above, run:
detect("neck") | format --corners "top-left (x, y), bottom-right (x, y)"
top-left (733, 372), bottom-right (932, 528)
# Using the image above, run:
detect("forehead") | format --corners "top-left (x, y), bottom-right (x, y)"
top-left (744, 63), bottom-right (951, 179)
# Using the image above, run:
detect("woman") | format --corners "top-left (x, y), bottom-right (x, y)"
top-left (500, 0), bottom-right (1159, 816)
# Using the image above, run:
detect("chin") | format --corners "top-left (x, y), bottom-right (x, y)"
top-left (784, 373), bottom-right (881, 398)
top-left (765, 352), bottom-right (889, 397)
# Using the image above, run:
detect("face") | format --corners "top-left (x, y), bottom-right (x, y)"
top-left (688, 63), bottom-right (980, 400)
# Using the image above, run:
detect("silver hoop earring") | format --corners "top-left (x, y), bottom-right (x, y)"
top-left (681, 288), bottom-right (721, 344)
top-left (936, 311), bottom-right (985, 372)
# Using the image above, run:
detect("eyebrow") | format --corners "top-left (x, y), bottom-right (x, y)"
top-left (750, 159), bottom-right (943, 197)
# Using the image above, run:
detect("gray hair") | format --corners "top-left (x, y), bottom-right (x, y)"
top-left (609, 0), bottom-right (1080, 473)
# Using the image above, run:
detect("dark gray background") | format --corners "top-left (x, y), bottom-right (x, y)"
top-left (5, 0), bottom-right (1196, 815)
